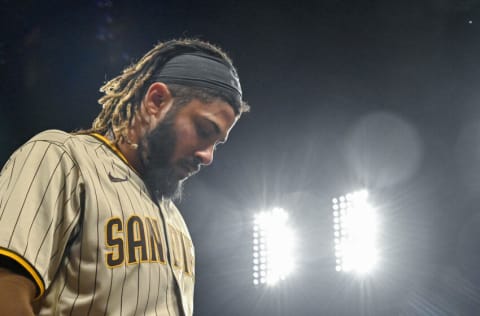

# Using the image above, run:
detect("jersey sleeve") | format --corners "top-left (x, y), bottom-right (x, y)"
top-left (0, 139), bottom-right (84, 298)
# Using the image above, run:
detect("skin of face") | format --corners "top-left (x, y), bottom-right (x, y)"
top-left (119, 82), bottom-right (238, 200)
top-left (168, 98), bottom-right (238, 180)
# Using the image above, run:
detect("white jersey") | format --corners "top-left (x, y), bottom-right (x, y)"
top-left (0, 130), bottom-right (195, 315)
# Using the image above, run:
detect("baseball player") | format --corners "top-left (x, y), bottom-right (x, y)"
top-left (0, 38), bottom-right (249, 315)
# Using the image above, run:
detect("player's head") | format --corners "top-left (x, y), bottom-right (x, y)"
top-left (89, 38), bottom-right (249, 200)
top-left (91, 38), bottom-right (249, 139)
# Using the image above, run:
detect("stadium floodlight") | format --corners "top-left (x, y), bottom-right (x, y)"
top-left (252, 207), bottom-right (295, 286)
top-left (332, 189), bottom-right (378, 275)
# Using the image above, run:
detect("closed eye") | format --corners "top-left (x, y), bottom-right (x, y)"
top-left (197, 127), bottom-right (212, 139)
top-left (197, 119), bottom-right (221, 141)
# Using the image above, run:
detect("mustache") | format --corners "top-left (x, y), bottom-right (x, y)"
top-left (179, 157), bottom-right (203, 175)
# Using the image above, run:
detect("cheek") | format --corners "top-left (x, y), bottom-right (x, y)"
top-left (171, 126), bottom-right (196, 160)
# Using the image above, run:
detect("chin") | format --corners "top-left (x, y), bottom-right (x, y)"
top-left (144, 166), bottom-right (184, 202)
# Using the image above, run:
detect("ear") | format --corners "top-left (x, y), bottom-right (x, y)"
top-left (142, 82), bottom-right (173, 120)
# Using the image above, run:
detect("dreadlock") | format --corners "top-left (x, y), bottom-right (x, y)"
top-left (79, 38), bottom-right (249, 144)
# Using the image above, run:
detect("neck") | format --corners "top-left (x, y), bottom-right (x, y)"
top-left (118, 138), bottom-right (145, 174)
top-left (103, 125), bottom-right (144, 175)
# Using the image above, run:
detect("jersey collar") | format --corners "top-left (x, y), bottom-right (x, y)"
top-left (89, 133), bottom-right (140, 175)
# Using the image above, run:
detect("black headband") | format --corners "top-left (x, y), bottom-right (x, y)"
top-left (151, 52), bottom-right (242, 99)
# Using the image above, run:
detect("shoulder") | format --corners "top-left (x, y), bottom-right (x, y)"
top-left (20, 130), bottom-right (103, 165)
top-left (26, 130), bottom-right (103, 152)
top-left (1, 130), bottom-right (87, 182)
top-left (28, 130), bottom-right (87, 146)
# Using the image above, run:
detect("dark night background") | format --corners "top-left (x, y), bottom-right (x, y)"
top-left (2, 0), bottom-right (480, 315)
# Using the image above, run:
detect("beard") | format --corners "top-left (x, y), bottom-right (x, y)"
top-left (140, 108), bottom-right (185, 201)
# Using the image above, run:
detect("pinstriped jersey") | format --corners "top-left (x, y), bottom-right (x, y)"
top-left (0, 130), bottom-right (195, 316)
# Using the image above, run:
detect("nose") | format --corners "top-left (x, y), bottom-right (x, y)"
top-left (194, 145), bottom-right (215, 166)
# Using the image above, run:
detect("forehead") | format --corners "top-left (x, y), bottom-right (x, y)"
top-left (179, 98), bottom-right (238, 135)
